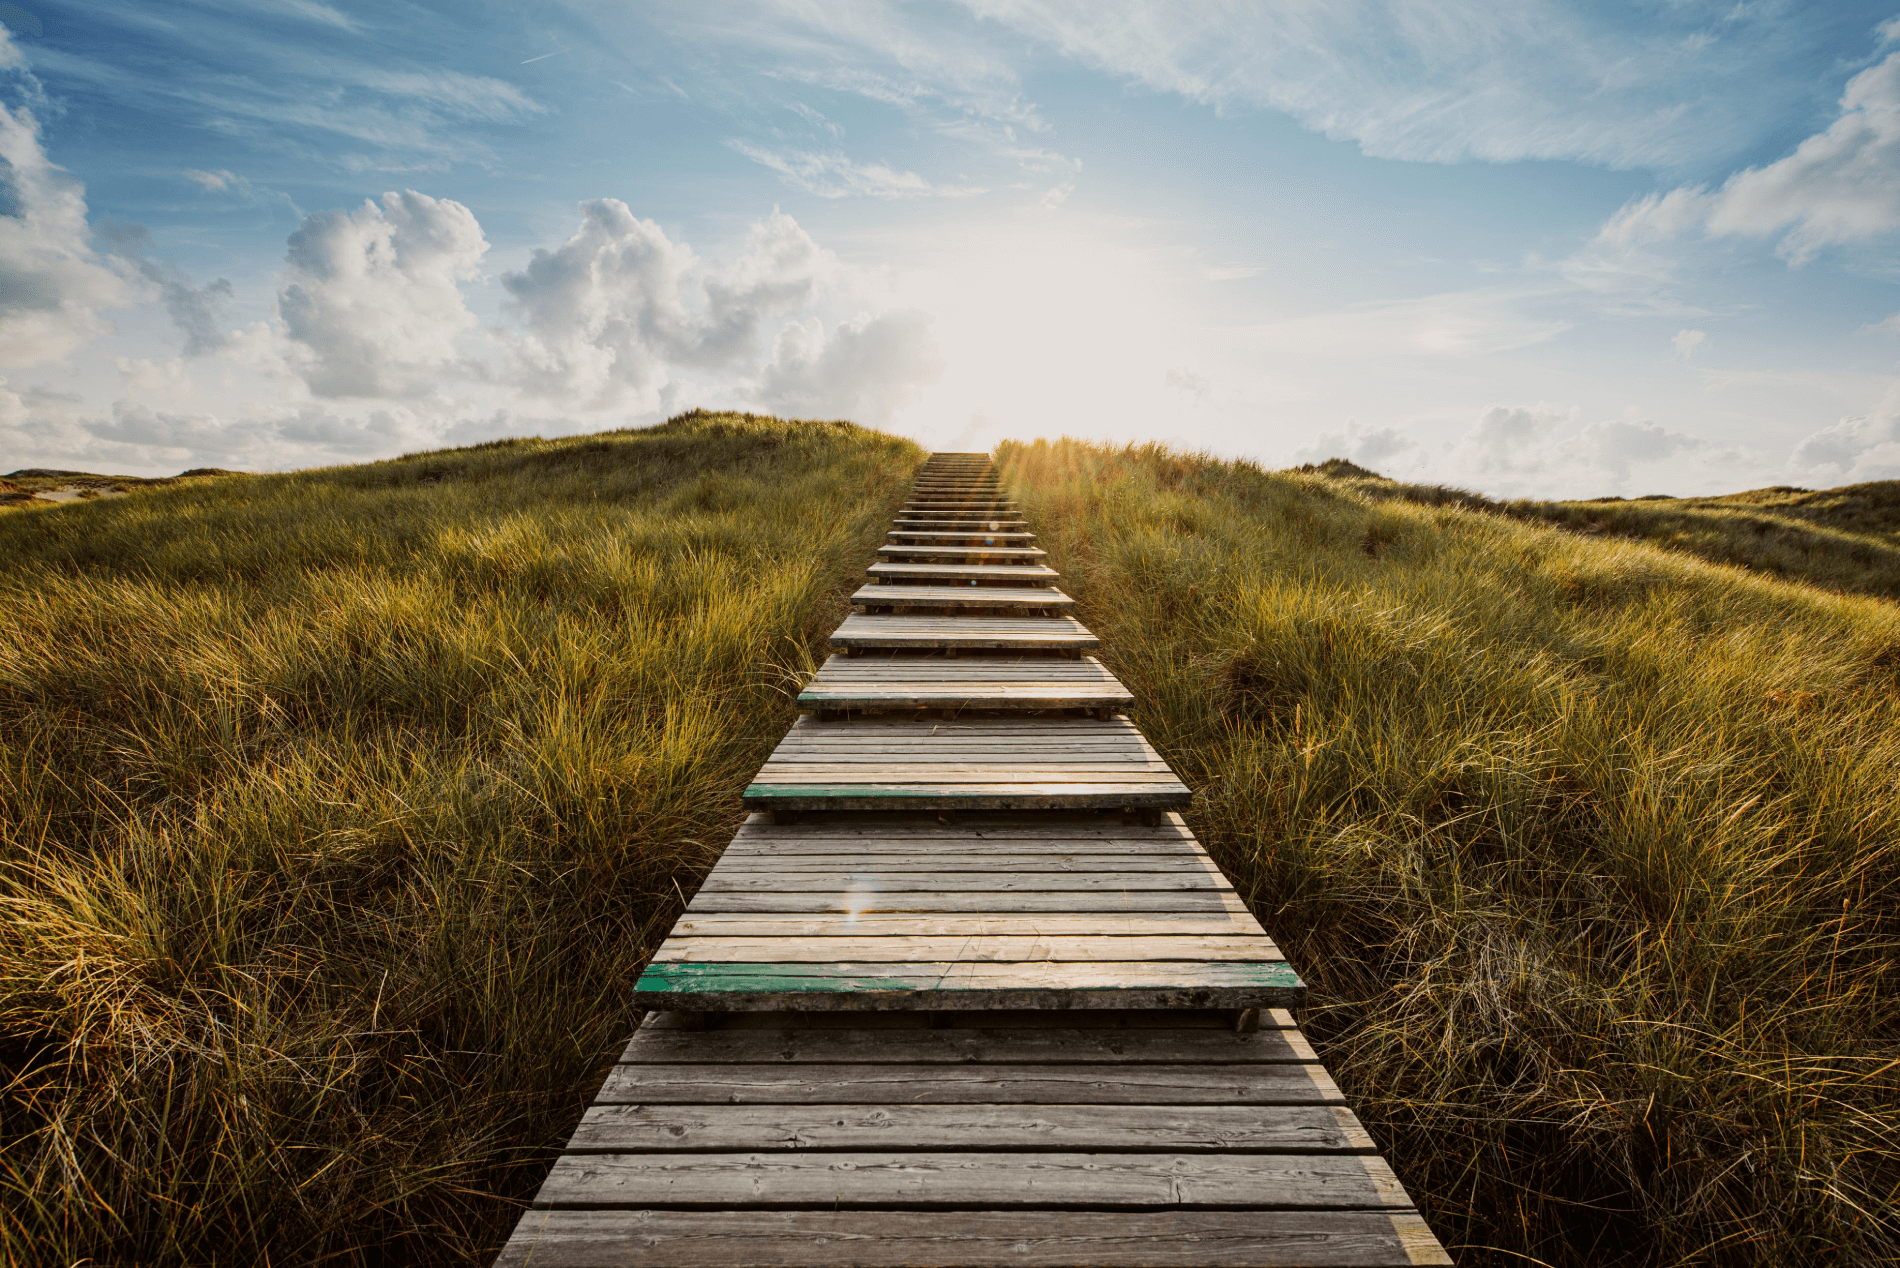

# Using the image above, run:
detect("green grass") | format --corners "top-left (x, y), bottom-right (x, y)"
top-left (0, 411), bottom-right (922, 1265)
top-left (1306, 461), bottom-right (1900, 603)
top-left (1002, 439), bottom-right (1900, 1268)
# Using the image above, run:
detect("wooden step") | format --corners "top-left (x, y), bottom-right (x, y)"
top-left (829, 614), bottom-right (1098, 653)
top-left (495, 1007), bottom-right (1450, 1266)
top-left (799, 653), bottom-right (1130, 713)
top-left (638, 815), bottom-right (1295, 1012)
top-left (887, 530), bottom-right (1038, 542)
top-left (742, 716), bottom-right (1192, 814)
top-left (867, 562), bottom-right (1061, 584)
top-left (876, 544), bottom-right (1047, 561)
top-left (850, 585), bottom-right (1074, 614)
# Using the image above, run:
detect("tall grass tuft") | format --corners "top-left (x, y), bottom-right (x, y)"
top-left (0, 411), bottom-right (922, 1265)
top-left (1001, 438), bottom-right (1900, 1268)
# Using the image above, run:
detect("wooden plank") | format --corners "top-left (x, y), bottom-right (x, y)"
top-left (724, 814), bottom-right (1199, 840)
top-left (828, 615), bottom-right (1096, 648)
top-left (685, 892), bottom-right (1250, 914)
top-left (709, 855), bottom-right (1211, 871)
top-left (850, 585), bottom-right (1072, 611)
top-left (650, 935), bottom-right (1283, 963)
top-left (866, 562), bottom-right (1059, 582)
top-left (495, 1209), bottom-right (1450, 1268)
top-left (533, 1151), bottom-right (1405, 1210)
top-left (563, 1103), bottom-right (1374, 1154)
top-left (631, 960), bottom-right (1307, 1010)
top-left (620, 1011), bottom-right (1312, 1065)
top-left (667, 914), bottom-right (1265, 937)
top-left (740, 789), bottom-right (1191, 812)
top-left (594, 1061), bottom-right (1344, 1105)
top-left (799, 655), bottom-right (1132, 710)
top-left (877, 544), bottom-right (1048, 560)
top-left (697, 873), bottom-right (1218, 891)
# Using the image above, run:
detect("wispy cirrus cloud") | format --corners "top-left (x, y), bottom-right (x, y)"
top-left (727, 140), bottom-right (982, 199)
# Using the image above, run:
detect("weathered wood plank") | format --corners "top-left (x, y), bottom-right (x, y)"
top-left (685, 892), bottom-right (1251, 914)
top-left (829, 616), bottom-right (1095, 652)
top-left (564, 1104), bottom-right (1373, 1154)
top-left (867, 562), bottom-right (1059, 583)
top-left (695, 872), bottom-right (1221, 893)
top-left (533, 1151), bottom-right (1405, 1210)
top-left (649, 935), bottom-right (1283, 963)
top-left (630, 960), bottom-right (1307, 1010)
top-left (495, 1209), bottom-right (1451, 1268)
top-left (709, 855), bottom-right (1212, 871)
top-left (594, 1061), bottom-right (1343, 1105)
top-left (620, 1011), bottom-right (1313, 1065)
top-left (850, 585), bottom-right (1072, 611)
top-left (667, 915), bottom-right (1265, 937)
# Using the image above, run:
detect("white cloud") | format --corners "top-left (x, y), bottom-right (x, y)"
top-left (1598, 52), bottom-right (1900, 263)
top-left (1462, 404), bottom-right (1567, 474)
top-left (1292, 419), bottom-right (1422, 474)
top-left (497, 201), bottom-right (837, 408)
top-left (0, 36), bottom-right (131, 367)
top-left (1673, 328), bottom-right (1706, 357)
top-left (1567, 418), bottom-right (1699, 482)
top-left (754, 309), bottom-right (945, 424)
top-left (1789, 389), bottom-right (1900, 483)
top-left (278, 190), bottom-right (488, 397)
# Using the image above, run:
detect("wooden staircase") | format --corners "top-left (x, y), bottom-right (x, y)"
top-left (495, 453), bottom-right (1451, 1266)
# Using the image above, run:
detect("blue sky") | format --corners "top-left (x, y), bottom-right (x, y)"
top-left (2, 1), bottom-right (1898, 495)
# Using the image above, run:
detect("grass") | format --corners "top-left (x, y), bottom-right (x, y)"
top-left (0, 411), bottom-right (922, 1265)
top-left (1001, 439), bottom-right (1900, 1268)
top-left (1302, 460), bottom-right (1900, 604)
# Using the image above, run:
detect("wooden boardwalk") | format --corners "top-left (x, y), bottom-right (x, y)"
top-left (497, 454), bottom-right (1450, 1266)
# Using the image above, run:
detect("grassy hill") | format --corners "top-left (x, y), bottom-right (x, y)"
top-left (0, 412), bottom-right (922, 1264)
top-left (1302, 460), bottom-right (1900, 603)
top-left (1003, 440), bottom-right (1900, 1267)
top-left (2, 420), bottom-right (1894, 1266)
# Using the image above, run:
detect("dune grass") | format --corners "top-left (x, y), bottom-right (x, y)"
top-left (0, 411), bottom-right (922, 1265)
top-left (1310, 462), bottom-right (1900, 604)
top-left (1001, 438), bottom-right (1900, 1268)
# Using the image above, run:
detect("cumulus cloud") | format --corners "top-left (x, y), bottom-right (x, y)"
top-left (0, 38), bottom-right (130, 367)
top-left (499, 202), bottom-right (836, 407)
top-left (755, 310), bottom-right (945, 424)
top-left (1292, 419), bottom-right (1422, 474)
top-left (1673, 328), bottom-right (1706, 358)
top-left (278, 190), bottom-right (487, 397)
top-left (1461, 404), bottom-right (1567, 474)
top-left (1598, 52), bottom-right (1900, 263)
top-left (1789, 391), bottom-right (1900, 483)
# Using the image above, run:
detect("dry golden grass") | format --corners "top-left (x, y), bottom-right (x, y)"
top-left (0, 411), bottom-right (922, 1265)
top-left (1002, 438), bottom-right (1900, 1267)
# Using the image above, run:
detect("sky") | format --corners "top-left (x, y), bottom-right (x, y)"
top-left (2, 1), bottom-right (1899, 497)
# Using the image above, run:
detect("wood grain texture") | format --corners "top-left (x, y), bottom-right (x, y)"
top-left (532, 1151), bottom-right (1406, 1210)
top-left (631, 961), bottom-right (1307, 1011)
top-left (563, 1104), bottom-right (1376, 1154)
top-left (593, 1061), bottom-right (1344, 1106)
top-left (649, 935), bottom-right (1284, 963)
top-left (494, 1209), bottom-right (1451, 1268)
top-left (850, 585), bottom-right (1072, 612)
